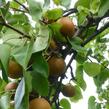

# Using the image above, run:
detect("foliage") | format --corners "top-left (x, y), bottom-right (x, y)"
top-left (0, 0), bottom-right (109, 109)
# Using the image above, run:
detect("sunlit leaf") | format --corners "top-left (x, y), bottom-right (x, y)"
top-left (94, 67), bottom-right (109, 87)
top-left (70, 85), bottom-right (83, 102)
top-left (90, 0), bottom-right (101, 14)
top-left (15, 78), bottom-right (25, 109)
top-left (44, 8), bottom-right (63, 20)
top-left (12, 42), bottom-right (33, 69)
top-left (75, 0), bottom-right (90, 8)
top-left (88, 96), bottom-right (96, 109)
top-left (83, 62), bottom-right (101, 77)
top-left (0, 94), bottom-right (10, 109)
top-left (60, 98), bottom-right (71, 109)
top-left (75, 65), bottom-right (87, 90)
top-left (32, 26), bottom-right (49, 53)
top-left (27, 0), bottom-right (42, 21)
top-left (43, 0), bottom-right (50, 9)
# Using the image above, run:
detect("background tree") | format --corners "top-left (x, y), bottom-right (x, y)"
top-left (0, 0), bottom-right (109, 109)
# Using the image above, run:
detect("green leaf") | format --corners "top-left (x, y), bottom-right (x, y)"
top-left (15, 78), bottom-right (25, 109)
top-left (70, 85), bottom-right (83, 102)
top-left (75, 65), bottom-right (87, 90)
top-left (49, 23), bottom-right (67, 42)
top-left (69, 38), bottom-right (86, 53)
top-left (0, 2), bottom-right (9, 30)
top-left (76, 53), bottom-right (87, 64)
top-left (90, 0), bottom-right (101, 14)
top-left (60, 98), bottom-right (71, 109)
top-left (94, 67), bottom-right (109, 87)
top-left (7, 13), bottom-right (29, 24)
top-left (10, 0), bottom-right (20, 9)
top-left (96, 103), bottom-right (101, 109)
top-left (0, 94), bottom-right (10, 109)
top-left (24, 71), bottom-right (32, 93)
top-left (98, 0), bottom-right (109, 17)
top-left (19, 93), bottom-right (29, 109)
top-left (31, 72), bottom-right (49, 96)
top-left (0, 79), bottom-right (7, 96)
top-left (12, 42), bottom-right (33, 69)
top-left (43, 0), bottom-right (50, 9)
top-left (88, 96), bottom-right (96, 109)
top-left (83, 62), bottom-right (101, 77)
top-left (0, 0), bottom-right (6, 5)
top-left (60, 0), bottom-right (71, 8)
top-left (27, 0), bottom-right (42, 21)
top-left (32, 26), bottom-right (49, 53)
top-left (53, 0), bottom-right (60, 5)
top-left (75, 0), bottom-right (90, 8)
top-left (76, 6), bottom-right (90, 25)
top-left (2, 27), bottom-right (26, 46)
top-left (44, 8), bottom-right (63, 20)
top-left (0, 2), bottom-right (10, 17)
top-left (0, 44), bottom-right (11, 82)
top-left (53, 0), bottom-right (71, 8)
top-left (32, 52), bottom-right (49, 78)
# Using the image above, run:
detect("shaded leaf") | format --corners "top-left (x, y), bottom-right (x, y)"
top-left (0, 44), bottom-right (11, 82)
top-left (24, 71), bottom-right (32, 93)
top-left (98, 0), bottom-right (109, 17)
top-left (31, 72), bottom-right (49, 96)
top-left (32, 52), bottom-right (49, 78)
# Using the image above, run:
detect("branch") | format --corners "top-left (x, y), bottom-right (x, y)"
top-left (63, 8), bottom-right (78, 17)
top-left (51, 51), bottom-right (77, 104)
top-left (0, 22), bottom-right (31, 39)
top-left (10, 7), bottom-right (28, 13)
top-left (82, 22), bottom-right (109, 46)
top-left (13, 0), bottom-right (29, 12)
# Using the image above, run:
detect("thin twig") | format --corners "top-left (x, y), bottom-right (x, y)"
top-left (51, 51), bottom-right (77, 104)
top-left (63, 8), bottom-right (78, 17)
top-left (10, 7), bottom-right (28, 13)
top-left (0, 22), bottom-right (31, 39)
top-left (69, 65), bottom-right (76, 80)
top-left (82, 22), bottom-right (109, 46)
top-left (13, 0), bottom-right (29, 12)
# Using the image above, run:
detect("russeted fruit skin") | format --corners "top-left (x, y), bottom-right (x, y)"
top-left (29, 98), bottom-right (51, 109)
top-left (49, 39), bottom-right (57, 50)
top-left (48, 56), bottom-right (66, 76)
top-left (57, 17), bottom-right (75, 37)
top-left (62, 84), bottom-right (75, 97)
top-left (5, 82), bottom-right (18, 91)
top-left (8, 60), bottom-right (23, 79)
